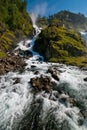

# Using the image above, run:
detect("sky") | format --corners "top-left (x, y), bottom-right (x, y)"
top-left (27, 0), bottom-right (87, 17)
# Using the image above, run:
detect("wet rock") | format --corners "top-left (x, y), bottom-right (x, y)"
top-left (67, 98), bottom-right (77, 106)
top-left (12, 88), bottom-right (16, 92)
top-left (84, 77), bottom-right (87, 81)
top-left (30, 75), bottom-right (52, 92)
top-left (0, 53), bottom-right (26, 75)
top-left (80, 110), bottom-right (87, 118)
top-left (24, 50), bottom-right (32, 57)
top-left (59, 94), bottom-right (69, 102)
top-left (31, 65), bottom-right (37, 68)
top-left (47, 67), bottom-right (60, 81)
top-left (18, 49), bottom-right (33, 58)
top-left (78, 118), bottom-right (84, 126)
top-left (13, 78), bottom-right (20, 84)
top-left (52, 91), bottom-right (59, 98)
top-left (34, 71), bottom-right (39, 75)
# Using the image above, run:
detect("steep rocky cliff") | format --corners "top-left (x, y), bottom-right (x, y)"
top-left (34, 20), bottom-right (87, 67)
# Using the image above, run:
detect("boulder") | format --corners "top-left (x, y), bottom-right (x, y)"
top-left (84, 77), bottom-right (87, 81)
top-left (13, 78), bottom-right (20, 84)
top-left (34, 71), bottom-right (39, 75)
top-left (47, 67), bottom-right (60, 81)
top-left (30, 75), bottom-right (52, 92)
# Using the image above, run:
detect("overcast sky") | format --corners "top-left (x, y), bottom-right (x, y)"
top-left (27, 0), bottom-right (87, 17)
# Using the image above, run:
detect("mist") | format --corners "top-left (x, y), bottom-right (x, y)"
top-left (30, 2), bottom-right (47, 25)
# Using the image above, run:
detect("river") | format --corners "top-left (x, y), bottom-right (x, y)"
top-left (0, 25), bottom-right (87, 130)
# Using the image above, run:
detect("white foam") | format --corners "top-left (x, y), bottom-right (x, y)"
top-left (0, 25), bottom-right (87, 130)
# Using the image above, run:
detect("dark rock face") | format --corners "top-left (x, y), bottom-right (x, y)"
top-left (34, 71), bottom-right (39, 75)
top-left (0, 53), bottom-right (26, 75)
top-left (47, 67), bottom-right (60, 81)
top-left (17, 49), bottom-right (33, 58)
top-left (84, 77), bottom-right (87, 81)
top-left (34, 24), bottom-right (87, 67)
top-left (30, 75), bottom-right (52, 92)
top-left (13, 78), bottom-right (20, 84)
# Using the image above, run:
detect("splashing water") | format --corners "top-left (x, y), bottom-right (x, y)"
top-left (30, 13), bottom-right (38, 26)
top-left (0, 25), bottom-right (87, 130)
top-left (30, 2), bottom-right (47, 26)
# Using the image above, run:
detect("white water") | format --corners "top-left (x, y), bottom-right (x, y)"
top-left (0, 26), bottom-right (87, 130)
top-left (80, 31), bottom-right (87, 46)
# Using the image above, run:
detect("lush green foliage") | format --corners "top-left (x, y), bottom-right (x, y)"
top-left (0, 0), bottom-right (33, 57)
top-left (0, 0), bottom-right (33, 35)
top-left (34, 21), bottom-right (87, 67)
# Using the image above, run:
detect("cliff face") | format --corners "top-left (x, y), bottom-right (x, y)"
top-left (0, 0), bottom-right (33, 57)
top-left (34, 21), bottom-right (87, 67)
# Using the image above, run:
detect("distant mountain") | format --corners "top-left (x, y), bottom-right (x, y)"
top-left (49, 10), bottom-right (87, 30)
top-left (37, 10), bottom-right (87, 31)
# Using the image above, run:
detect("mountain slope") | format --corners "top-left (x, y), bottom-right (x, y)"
top-left (0, 0), bottom-right (33, 57)
top-left (34, 20), bottom-right (87, 67)
top-left (37, 10), bottom-right (87, 31)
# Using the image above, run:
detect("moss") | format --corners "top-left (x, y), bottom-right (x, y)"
top-left (34, 24), bottom-right (87, 67)
top-left (0, 51), bottom-right (6, 58)
top-left (0, 30), bottom-right (15, 51)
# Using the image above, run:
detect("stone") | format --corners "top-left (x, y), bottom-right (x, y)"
top-left (34, 71), bottom-right (39, 75)
top-left (47, 67), bottom-right (60, 81)
top-left (13, 78), bottom-right (20, 84)
top-left (31, 65), bottom-right (37, 68)
top-left (30, 75), bottom-right (52, 92)
top-left (0, 53), bottom-right (26, 75)
top-left (84, 77), bottom-right (87, 81)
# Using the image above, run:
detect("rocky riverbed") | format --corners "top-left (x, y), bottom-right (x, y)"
top-left (0, 25), bottom-right (87, 130)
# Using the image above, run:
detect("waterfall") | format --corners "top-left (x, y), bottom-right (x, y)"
top-left (0, 25), bottom-right (87, 130)
top-left (30, 12), bottom-right (38, 26)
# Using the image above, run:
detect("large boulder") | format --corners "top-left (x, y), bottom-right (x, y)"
top-left (30, 75), bottom-right (52, 92)
top-left (47, 67), bottom-right (60, 81)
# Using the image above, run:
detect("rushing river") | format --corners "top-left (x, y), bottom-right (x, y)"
top-left (0, 25), bottom-right (87, 130)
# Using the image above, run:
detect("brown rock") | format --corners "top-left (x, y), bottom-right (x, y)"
top-left (30, 75), bottom-right (52, 92)
top-left (0, 53), bottom-right (26, 75)
top-left (47, 67), bottom-right (60, 81)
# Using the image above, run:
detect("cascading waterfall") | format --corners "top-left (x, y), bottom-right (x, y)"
top-left (0, 22), bottom-right (87, 130)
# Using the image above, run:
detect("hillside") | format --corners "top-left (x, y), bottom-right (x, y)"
top-left (37, 10), bottom-right (87, 31)
top-left (0, 0), bottom-right (33, 57)
top-left (34, 19), bottom-right (87, 67)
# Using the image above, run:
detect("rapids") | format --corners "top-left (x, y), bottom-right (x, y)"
top-left (0, 25), bottom-right (87, 130)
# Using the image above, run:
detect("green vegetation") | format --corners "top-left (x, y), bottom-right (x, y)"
top-left (34, 19), bottom-right (87, 67)
top-left (0, 0), bottom-right (33, 57)
top-left (37, 10), bottom-right (87, 31)
top-left (37, 16), bottom-right (48, 28)
top-left (49, 10), bottom-right (87, 30)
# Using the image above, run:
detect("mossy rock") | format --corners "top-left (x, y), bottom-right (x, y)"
top-left (34, 25), bottom-right (87, 67)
